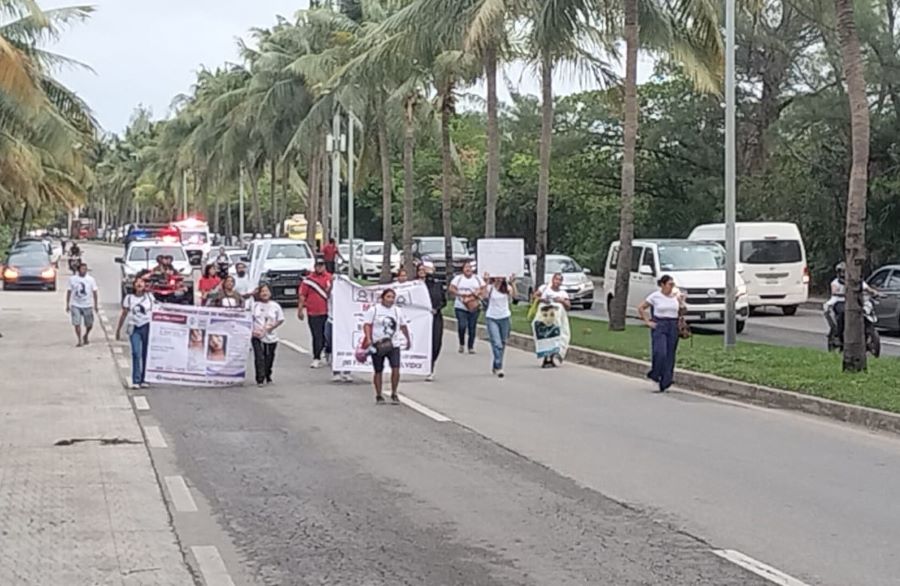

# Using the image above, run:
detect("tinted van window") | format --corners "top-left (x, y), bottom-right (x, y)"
top-left (740, 240), bottom-right (802, 264)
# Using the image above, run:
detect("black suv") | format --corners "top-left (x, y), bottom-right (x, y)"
top-left (411, 236), bottom-right (474, 282)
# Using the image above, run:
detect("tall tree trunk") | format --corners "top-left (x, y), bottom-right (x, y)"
top-left (18, 201), bottom-right (29, 240)
top-left (836, 0), bottom-right (871, 372)
top-left (320, 149), bottom-right (331, 246)
top-left (270, 158), bottom-right (278, 235)
top-left (534, 52), bottom-right (553, 290)
top-left (212, 192), bottom-right (221, 236)
top-left (440, 82), bottom-right (455, 281)
top-left (484, 44), bottom-right (500, 238)
top-left (281, 160), bottom-right (290, 232)
top-left (376, 96), bottom-right (394, 284)
top-left (402, 95), bottom-right (416, 276)
top-left (225, 199), bottom-right (233, 243)
top-left (610, 0), bottom-right (639, 331)
top-left (306, 148), bottom-right (321, 251)
top-left (246, 162), bottom-right (264, 235)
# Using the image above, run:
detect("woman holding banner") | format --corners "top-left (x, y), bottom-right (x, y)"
top-left (533, 273), bottom-right (571, 368)
top-left (362, 289), bottom-right (412, 405)
top-left (208, 276), bottom-right (244, 309)
top-left (417, 263), bottom-right (446, 381)
top-left (449, 262), bottom-right (484, 354)
top-left (484, 272), bottom-right (517, 378)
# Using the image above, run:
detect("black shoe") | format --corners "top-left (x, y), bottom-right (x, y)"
top-left (390, 394), bottom-right (400, 405)
top-left (376, 395), bottom-right (386, 405)
top-left (266, 377), bottom-right (273, 384)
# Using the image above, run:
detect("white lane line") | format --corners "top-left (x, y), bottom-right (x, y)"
top-left (397, 395), bottom-right (451, 422)
top-left (133, 396), bottom-right (150, 411)
top-left (144, 425), bottom-right (167, 448)
top-left (280, 339), bottom-right (310, 354)
top-left (164, 475), bottom-right (198, 513)
top-left (712, 550), bottom-right (810, 586)
top-left (191, 546), bottom-right (236, 586)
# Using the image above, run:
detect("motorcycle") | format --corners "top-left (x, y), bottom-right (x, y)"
top-left (147, 272), bottom-right (191, 305)
top-left (825, 294), bottom-right (882, 357)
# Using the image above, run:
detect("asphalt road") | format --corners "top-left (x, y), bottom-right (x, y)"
top-left (82, 243), bottom-right (900, 586)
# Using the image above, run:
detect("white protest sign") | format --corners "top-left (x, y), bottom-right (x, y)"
top-left (332, 277), bottom-right (433, 375)
top-left (146, 303), bottom-right (252, 387)
top-left (477, 238), bottom-right (525, 277)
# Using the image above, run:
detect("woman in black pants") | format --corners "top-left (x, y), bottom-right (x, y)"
top-left (251, 285), bottom-right (285, 386)
top-left (417, 264), bottom-right (446, 381)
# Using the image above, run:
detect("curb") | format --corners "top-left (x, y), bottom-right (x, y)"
top-left (444, 318), bottom-right (900, 436)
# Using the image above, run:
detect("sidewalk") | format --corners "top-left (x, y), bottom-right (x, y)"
top-left (0, 289), bottom-right (192, 585)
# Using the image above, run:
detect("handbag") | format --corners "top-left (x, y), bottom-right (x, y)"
top-left (464, 295), bottom-right (481, 312)
top-left (677, 306), bottom-right (692, 340)
top-left (373, 337), bottom-right (395, 356)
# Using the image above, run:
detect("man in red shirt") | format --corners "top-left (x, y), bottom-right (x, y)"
top-left (298, 258), bottom-right (333, 368)
top-left (321, 237), bottom-right (338, 275)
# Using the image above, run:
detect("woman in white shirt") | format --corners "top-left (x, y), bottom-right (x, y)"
top-left (362, 288), bottom-right (412, 405)
top-left (532, 273), bottom-right (571, 368)
top-left (637, 274), bottom-right (684, 392)
top-left (483, 273), bottom-right (517, 377)
top-left (251, 285), bottom-right (285, 387)
top-left (115, 274), bottom-right (154, 389)
top-left (449, 262), bottom-right (484, 354)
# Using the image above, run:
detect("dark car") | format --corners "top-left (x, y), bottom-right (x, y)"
top-left (2, 250), bottom-right (57, 291)
top-left (867, 264), bottom-right (900, 332)
top-left (411, 236), bottom-right (474, 282)
top-left (12, 238), bottom-right (52, 259)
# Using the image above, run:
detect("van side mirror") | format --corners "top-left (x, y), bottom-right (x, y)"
top-left (736, 262), bottom-right (745, 274)
top-left (639, 265), bottom-right (655, 276)
top-left (583, 268), bottom-right (592, 275)
top-left (114, 257), bottom-right (124, 264)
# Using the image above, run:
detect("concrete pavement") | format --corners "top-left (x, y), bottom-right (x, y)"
top-left (0, 286), bottom-right (192, 585)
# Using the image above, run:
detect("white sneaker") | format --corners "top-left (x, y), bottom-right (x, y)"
top-left (425, 373), bottom-right (435, 382)
top-left (341, 373), bottom-right (353, 383)
top-left (139, 383), bottom-right (150, 389)
top-left (310, 359), bottom-right (322, 369)
top-left (331, 374), bottom-right (342, 383)
top-left (129, 383), bottom-right (139, 390)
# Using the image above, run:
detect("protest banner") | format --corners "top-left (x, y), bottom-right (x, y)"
top-left (332, 277), bottom-right (433, 375)
top-left (531, 302), bottom-right (570, 359)
top-left (477, 238), bottom-right (525, 277)
top-left (145, 303), bottom-right (253, 387)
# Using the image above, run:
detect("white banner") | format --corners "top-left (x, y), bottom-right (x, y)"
top-left (332, 277), bottom-right (433, 375)
top-left (146, 303), bottom-right (253, 387)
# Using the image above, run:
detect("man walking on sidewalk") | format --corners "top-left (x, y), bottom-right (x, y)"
top-left (297, 258), bottom-right (332, 368)
top-left (66, 262), bottom-right (99, 347)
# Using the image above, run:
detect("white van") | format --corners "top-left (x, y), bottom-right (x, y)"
top-left (688, 222), bottom-right (808, 315)
top-left (604, 239), bottom-right (749, 332)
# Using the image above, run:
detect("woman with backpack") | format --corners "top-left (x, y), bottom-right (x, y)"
top-left (362, 288), bottom-right (412, 405)
top-left (483, 273), bottom-right (517, 378)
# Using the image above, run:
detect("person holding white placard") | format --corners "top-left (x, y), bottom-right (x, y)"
top-left (484, 273), bottom-right (517, 377)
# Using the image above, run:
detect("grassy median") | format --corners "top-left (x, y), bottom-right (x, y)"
top-left (448, 305), bottom-right (900, 414)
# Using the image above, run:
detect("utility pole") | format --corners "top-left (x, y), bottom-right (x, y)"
top-left (348, 113), bottom-right (357, 280)
top-left (239, 165), bottom-right (246, 240)
top-left (724, 0), bottom-right (737, 348)
top-left (331, 108), bottom-right (342, 244)
top-left (182, 169), bottom-right (189, 218)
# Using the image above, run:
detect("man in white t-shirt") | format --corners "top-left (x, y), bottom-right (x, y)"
top-left (535, 273), bottom-right (571, 309)
top-left (233, 262), bottom-right (255, 307)
top-left (66, 262), bottom-right (99, 347)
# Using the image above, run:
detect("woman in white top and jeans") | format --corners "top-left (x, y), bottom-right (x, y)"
top-left (637, 274), bottom-right (684, 392)
top-left (115, 274), bottom-right (154, 389)
top-left (483, 273), bottom-right (517, 377)
top-left (449, 262), bottom-right (484, 354)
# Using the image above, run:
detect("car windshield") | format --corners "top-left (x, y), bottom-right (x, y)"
top-left (227, 251), bottom-right (245, 262)
top-left (740, 240), bottom-right (802, 264)
top-left (364, 243), bottom-right (398, 255)
top-left (658, 242), bottom-right (725, 271)
top-left (182, 231), bottom-right (208, 245)
top-left (266, 243), bottom-right (311, 260)
top-left (546, 257), bottom-right (582, 273)
top-left (338, 245), bottom-right (349, 256)
top-left (417, 239), bottom-right (468, 256)
top-left (7, 252), bottom-right (49, 267)
top-left (128, 246), bottom-right (188, 262)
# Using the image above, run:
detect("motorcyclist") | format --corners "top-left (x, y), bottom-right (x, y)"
top-left (824, 262), bottom-right (880, 343)
top-left (213, 246), bottom-right (230, 278)
top-left (67, 243), bottom-right (82, 273)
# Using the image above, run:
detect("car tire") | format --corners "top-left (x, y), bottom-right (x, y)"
top-left (582, 302), bottom-right (594, 310)
top-left (782, 305), bottom-right (799, 316)
top-left (736, 320), bottom-right (746, 334)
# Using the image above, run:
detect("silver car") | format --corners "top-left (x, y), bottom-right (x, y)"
top-left (514, 254), bottom-right (595, 310)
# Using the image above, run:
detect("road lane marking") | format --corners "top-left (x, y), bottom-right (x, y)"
top-left (396, 395), bottom-right (451, 422)
top-left (191, 546), bottom-right (235, 586)
top-left (164, 475), bottom-right (198, 513)
top-left (712, 549), bottom-right (809, 586)
top-left (133, 396), bottom-right (150, 411)
top-left (280, 340), bottom-right (309, 354)
top-left (144, 425), bottom-right (167, 448)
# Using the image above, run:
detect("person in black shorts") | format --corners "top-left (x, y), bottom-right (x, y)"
top-left (362, 288), bottom-right (412, 405)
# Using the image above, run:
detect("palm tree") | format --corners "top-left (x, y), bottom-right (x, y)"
top-left (834, 0), bottom-right (870, 371)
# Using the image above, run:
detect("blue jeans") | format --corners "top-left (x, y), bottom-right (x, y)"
top-left (455, 308), bottom-right (480, 350)
top-left (129, 324), bottom-right (150, 385)
top-left (486, 317), bottom-right (511, 370)
top-left (649, 318), bottom-right (679, 391)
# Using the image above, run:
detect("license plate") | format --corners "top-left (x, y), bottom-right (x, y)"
top-left (766, 279), bottom-right (778, 285)
top-left (705, 312), bottom-right (722, 321)
top-left (284, 287), bottom-right (297, 296)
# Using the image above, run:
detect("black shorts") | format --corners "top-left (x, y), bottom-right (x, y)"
top-left (372, 348), bottom-right (401, 373)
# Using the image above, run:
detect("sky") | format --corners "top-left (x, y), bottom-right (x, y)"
top-left (44, 0), bottom-right (653, 134)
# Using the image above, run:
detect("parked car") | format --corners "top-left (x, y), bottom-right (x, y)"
top-left (410, 236), bottom-right (473, 281)
top-left (245, 238), bottom-right (315, 304)
top-left (866, 264), bottom-right (900, 332)
top-left (604, 239), bottom-right (750, 332)
top-left (353, 241), bottom-right (401, 279)
top-left (2, 249), bottom-right (57, 291)
top-left (514, 254), bottom-right (595, 309)
top-left (689, 222), bottom-right (809, 315)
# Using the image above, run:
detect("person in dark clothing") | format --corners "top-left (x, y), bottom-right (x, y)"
top-left (417, 263), bottom-right (446, 381)
top-left (322, 238), bottom-right (338, 275)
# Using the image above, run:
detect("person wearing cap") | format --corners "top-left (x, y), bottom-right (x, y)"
top-left (297, 257), bottom-right (333, 368)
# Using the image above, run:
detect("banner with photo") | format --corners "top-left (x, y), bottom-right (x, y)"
top-left (332, 277), bottom-right (433, 375)
top-left (531, 302), bottom-right (570, 359)
top-left (145, 303), bottom-right (253, 387)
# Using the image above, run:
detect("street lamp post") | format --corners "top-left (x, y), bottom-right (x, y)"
top-left (348, 113), bottom-right (358, 280)
top-left (331, 108), bottom-right (342, 244)
top-left (724, 0), bottom-right (738, 348)
top-left (239, 165), bottom-right (245, 240)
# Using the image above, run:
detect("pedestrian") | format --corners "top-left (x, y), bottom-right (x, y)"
top-left (251, 284), bottom-right (285, 387)
top-left (417, 264), bottom-right (446, 381)
top-left (395, 267), bottom-right (409, 283)
top-left (115, 273), bottom-right (153, 389)
top-left (66, 262), bottom-right (99, 347)
top-left (449, 261), bottom-right (484, 354)
top-left (207, 275), bottom-right (244, 308)
top-left (322, 237), bottom-right (338, 274)
top-left (233, 262), bottom-right (255, 304)
top-left (533, 272), bottom-right (571, 367)
top-left (484, 272), bottom-right (517, 378)
top-left (298, 258), bottom-right (332, 368)
top-left (198, 264), bottom-right (221, 306)
top-left (637, 274), bottom-right (685, 393)
top-left (362, 288), bottom-right (412, 405)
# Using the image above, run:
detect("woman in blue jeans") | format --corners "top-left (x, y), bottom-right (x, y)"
top-left (637, 275), bottom-right (685, 392)
top-left (449, 262), bottom-right (484, 354)
top-left (115, 274), bottom-right (154, 389)
top-left (483, 273), bottom-right (517, 377)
